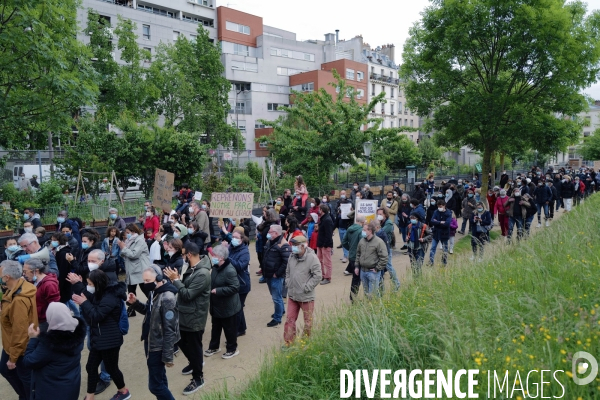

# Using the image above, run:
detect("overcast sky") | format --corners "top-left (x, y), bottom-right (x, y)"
top-left (220, 0), bottom-right (600, 100)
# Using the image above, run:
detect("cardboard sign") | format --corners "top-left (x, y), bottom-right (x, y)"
top-left (152, 169), bottom-right (175, 213)
top-left (340, 203), bottom-right (352, 220)
top-left (210, 192), bottom-right (254, 218)
top-left (355, 199), bottom-right (378, 223)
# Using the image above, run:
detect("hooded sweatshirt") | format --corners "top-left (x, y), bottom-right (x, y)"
top-left (1, 278), bottom-right (38, 362)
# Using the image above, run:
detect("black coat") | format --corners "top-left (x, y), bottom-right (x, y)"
top-left (430, 209), bottom-right (452, 240)
top-left (316, 213), bottom-right (334, 248)
top-left (209, 260), bottom-right (241, 319)
top-left (55, 246), bottom-right (73, 303)
top-left (188, 231), bottom-right (208, 253)
top-left (23, 317), bottom-right (86, 400)
top-left (165, 251), bottom-right (184, 274)
top-left (262, 235), bottom-right (291, 278)
top-left (75, 281), bottom-right (127, 351)
top-left (561, 182), bottom-right (575, 199)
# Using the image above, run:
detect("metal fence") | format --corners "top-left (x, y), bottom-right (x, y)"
top-left (31, 198), bottom-right (147, 225)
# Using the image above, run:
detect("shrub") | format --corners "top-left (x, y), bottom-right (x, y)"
top-left (231, 173), bottom-right (258, 193)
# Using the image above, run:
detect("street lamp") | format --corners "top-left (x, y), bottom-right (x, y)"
top-left (363, 141), bottom-right (372, 185)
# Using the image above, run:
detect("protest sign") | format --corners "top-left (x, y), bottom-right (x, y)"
top-left (210, 192), bottom-right (254, 218)
top-left (355, 199), bottom-right (378, 223)
top-left (340, 203), bottom-right (352, 220)
top-left (194, 191), bottom-right (202, 201)
top-left (152, 169), bottom-right (175, 213)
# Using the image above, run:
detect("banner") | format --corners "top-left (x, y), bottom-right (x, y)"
top-left (152, 168), bottom-right (175, 213)
top-left (210, 192), bottom-right (254, 218)
top-left (355, 199), bottom-right (378, 223)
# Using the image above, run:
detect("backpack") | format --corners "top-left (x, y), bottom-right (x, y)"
top-left (375, 228), bottom-right (390, 251)
top-left (118, 301), bottom-right (129, 335)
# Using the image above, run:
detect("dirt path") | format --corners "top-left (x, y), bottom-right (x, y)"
top-left (1, 211), bottom-right (563, 399)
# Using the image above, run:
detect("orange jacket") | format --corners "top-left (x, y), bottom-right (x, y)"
top-left (1, 278), bottom-right (38, 363)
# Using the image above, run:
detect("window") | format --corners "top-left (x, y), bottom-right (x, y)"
top-left (390, 104), bottom-right (394, 115)
top-left (190, 34), bottom-right (197, 42)
top-left (255, 122), bottom-right (266, 128)
top-left (371, 84), bottom-right (375, 94)
top-left (404, 119), bottom-right (408, 126)
top-left (390, 71), bottom-right (394, 78)
top-left (142, 25), bottom-right (150, 40)
top-left (232, 61), bottom-right (257, 72)
top-left (381, 105), bottom-right (385, 114)
top-left (143, 47), bottom-right (151, 62)
top-left (391, 88), bottom-right (395, 98)
top-left (226, 21), bottom-right (250, 35)
top-left (410, 109), bottom-right (414, 116)
top-left (346, 69), bottom-right (355, 80)
top-left (381, 68), bottom-right (384, 75)
top-left (410, 120), bottom-right (414, 128)
top-left (233, 83), bottom-right (251, 91)
top-left (173, 31), bottom-right (180, 41)
top-left (259, 141), bottom-right (268, 148)
top-left (268, 103), bottom-right (289, 111)
top-left (568, 147), bottom-right (576, 159)
top-left (237, 120), bottom-right (246, 132)
top-left (235, 102), bottom-right (245, 113)
top-left (270, 47), bottom-right (315, 61)
top-left (277, 67), bottom-right (304, 76)
top-left (381, 86), bottom-right (385, 96)
top-left (234, 43), bottom-right (249, 56)
top-left (584, 116), bottom-right (591, 127)
top-left (357, 89), bottom-right (365, 99)
top-left (390, 121), bottom-right (394, 128)
top-left (357, 71), bottom-right (364, 81)
top-left (398, 102), bottom-right (402, 113)
top-left (301, 82), bottom-right (314, 92)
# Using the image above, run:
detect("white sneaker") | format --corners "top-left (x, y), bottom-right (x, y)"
top-left (545, 221), bottom-right (549, 227)
top-left (536, 223), bottom-right (542, 228)
top-left (341, 258), bottom-right (348, 263)
top-left (343, 271), bottom-right (351, 276)
top-left (449, 249), bottom-right (454, 254)
top-left (469, 256), bottom-right (475, 261)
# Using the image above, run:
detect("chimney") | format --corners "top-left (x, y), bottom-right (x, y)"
top-left (335, 29), bottom-right (339, 45)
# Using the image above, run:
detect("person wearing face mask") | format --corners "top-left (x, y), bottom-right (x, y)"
top-left (173, 223), bottom-right (189, 246)
top-left (300, 198), bottom-right (321, 226)
top-left (162, 242), bottom-right (211, 395)
top-left (573, 176), bottom-right (585, 207)
top-left (50, 232), bottom-right (81, 318)
top-left (493, 189), bottom-right (511, 236)
top-left (56, 210), bottom-right (81, 245)
top-left (164, 238), bottom-right (184, 276)
top-left (499, 170), bottom-right (509, 188)
top-left (350, 182), bottom-right (361, 202)
top-left (406, 212), bottom-right (432, 276)
top-left (470, 202), bottom-right (492, 261)
top-left (362, 184), bottom-right (374, 200)
top-left (428, 200), bottom-right (452, 266)
top-left (2, 238), bottom-right (25, 263)
top-left (506, 187), bottom-right (531, 243)
top-left (396, 194), bottom-right (412, 252)
top-left (118, 224), bottom-right (151, 318)
top-left (187, 221), bottom-right (208, 254)
top-left (21, 221), bottom-right (34, 236)
top-left (16, 233), bottom-right (59, 276)
top-left (560, 175), bottom-right (574, 212)
top-left (204, 245), bottom-right (241, 361)
top-left (188, 201), bottom-right (211, 248)
top-left (107, 208), bottom-right (126, 231)
top-left (283, 235), bottom-right (322, 347)
top-left (61, 222), bottom-right (81, 259)
top-left (261, 224), bottom-right (291, 327)
top-left (65, 232), bottom-right (98, 276)
top-left (412, 184), bottom-right (426, 203)
top-left (127, 265), bottom-right (180, 400)
top-left (376, 208), bottom-right (400, 291)
top-left (355, 222), bottom-right (388, 299)
top-left (227, 230), bottom-right (250, 337)
top-left (142, 206), bottom-right (161, 241)
top-left (459, 189), bottom-right (477, 234)
top-left (380, 191), bottom-right (398, 247)
top-left (342, 213), bottom-right (364, 301)
top-left (393, 182), bottom-right (403, 197)
top-left (316, 204), bottom-right (334, 285)
top-left (68, 269), bottom-right (131, 400)
top-left (425, 195), bottom-right (438, 226)
top-left (22, 259), bottom-right (58, 333)
top-left (546, 180), bottom-right (558, 222)
top-left (23, 207), bottom-right (42, 230)
top-left (335, 190), bottom-right (353, 259)
top-left (0, 260), bottom-right (38, 400)
top-left (533, 179), bottom-right (553, 228)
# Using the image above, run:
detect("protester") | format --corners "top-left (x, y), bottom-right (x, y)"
top-left (2, 238), bottom-right (25, 263)
top-left (448, 211), bottom-right (458, 254)
top-left (163, 242), bottom-right (210, 395)
top-left (533, 179), bottom-right (552, 227)
top-left (376, 208), bottom-right (400, 290)
top-left (342, 213), bottom-right (365, 302)
top-left (127, 265), bottom-right (179, 400)
top-left (119, 224), bottom-right (151, 317)
top-left (227, 230), bottom-right (251, 337)
top-left (108, 208), bottom-right (127, 231)
top-left (164, 238), bottom-right (184, 275)
top-left (428, 200), bottom-right (452, 266)
top-left (506, 187), bottom-right (531, 243)
top-left (380, 191), bottom-right (398, 247)
top-left (335, 190), bottom-right (353, 262)
top-left (143, 206), bottom-right (161, 240)
top-left (470, 202), bottom-right (492, 261)
top-left (23, 302), bottom-right (86, 400)
top-left (397, 194), bottom-right (412, 252)
top-left (494, 189), bottom-right (510, 237)
top-left (23, 208), bottom-right (42, 230)
top-left (22, 259), bottom-right (59, 332)
top-left (406, 213), bottom-right (432, 276)
top-left (0, 260), bottom-right (37, 400)
top-left (316, 204), bottom-right (334, 285)
top-left (355, 222), bottom-right (387, 299)
top-left (56, 210), bottom-right (81, 244)
top-left (189, 201), bottom-right (211, 248)
top-left (60, 222), bottom-right (81, 259)
top-left (459, 189), bottom-right (476, 234)
top-left (16, 233), bottom-right (59, 276)
top-left (262, 224), bottom-right (291, 327)
top-left (283, 235), bottom-right (322, 346)
top-left (205, 245), bottom-right (241, 360)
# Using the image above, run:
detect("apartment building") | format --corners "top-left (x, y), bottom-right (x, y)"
top-left (76, 0), bottom-right (217, 62)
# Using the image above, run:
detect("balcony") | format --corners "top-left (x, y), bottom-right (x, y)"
top-left (228, 105), bottom-right (253, 115)
top-left (370, 73), bottom-right (400, 85)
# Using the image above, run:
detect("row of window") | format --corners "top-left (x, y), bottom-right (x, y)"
top-left (231, 60), bottom-right (258, 72)
top-left (267, 103), bottom-right (290, 111)
top-left (345, 69), bottom-right (364, 81)
top-left (270, 47), bottom-right (315, 62)
top-left (371, 84), bottom-right (397, 98)
top-left (226, 21), bottom-right (250, 35)
top-left (277, 67), bottom-right (306, 76)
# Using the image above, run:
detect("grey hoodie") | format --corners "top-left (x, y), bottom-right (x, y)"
top-left (285, 247), bottom-right (322, 302)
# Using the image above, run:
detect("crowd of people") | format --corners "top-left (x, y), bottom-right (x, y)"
top-left (0, 166), bottom-right (595, 399)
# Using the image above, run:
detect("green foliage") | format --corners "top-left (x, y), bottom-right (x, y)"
top-left (418, 137), bottom-right (444, 168)
top-left (371, 131), bottom-right (421, 170)
top-left (0, 206), bottom-right (20, 232)
top-left (201, 194), bottom-right (600, 400)
top-left (0, 0), bottom-right (98, 150)
top-left (245, 162), bottom-right (262, 186)
top-left (260, 71), bottom-right (388, 188)
top-left (231, 174), bottom-right (258, 193)
top-left (0, 179), bottom-right (65, 212)
top-left (400, 0), bottom-right (600, 196)
top-left (36, 180), bottom-right (66, 207)
top-left (579, 130), bottom-right (600, 161)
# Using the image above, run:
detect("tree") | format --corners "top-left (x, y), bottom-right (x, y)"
top-left (147, 26), bottom-right (238, 147)
top-left (0, 0), bottom-right (98, 149)
top-left (372, 131), bottom-right (421, 170)
top-left (579, 129), bottom-right (600, 161)
top-left (400, 0), bottom-right (600, 198)
top-left (418, 137), bottom-right (444, 168)
top-left (260, 72), bottom-right (387, 188)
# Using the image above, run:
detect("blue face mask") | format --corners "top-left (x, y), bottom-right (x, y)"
top-left (126, 233), bottom-right (132, 239)
top-left (64, 232), bottom-right (71, 237)
top-left (57, 217), bottom-right (65, 224)
top-left (292, 245), bottom-right (300, 254)
top-left (81, 243), bottom-right (89, 250)
top-left (266, 233), bottom-right (272, 240)
top-left (468, 194), bottom-right (474, 198)
top-left (201, 204), bottom-right (207, 209)
top-left (51, 241), bottom-right (59, 248)
top-left (230, 220), bottom-right (236, 226)
top-left (361, 231), bottom-right (367, 239)
top-left (23, 214), bottom-right (29, 221)
top-left (7, 245), bottom-right (19, 252)
top-left (211, 257), bottom-right (220, 265)
top-left (173, 232), bottom-right (180, 239)
top-left (188, 228), bottom-right (194, 234)
top-left (410, 219), bottom-right (418, 225)
top-left (231, 238), bottom-right (241, 247)
top-left (109, 214), bottom-right (117, 220)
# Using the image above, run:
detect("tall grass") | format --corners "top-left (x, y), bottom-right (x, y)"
top-left (202, 195), bottom-right (600, 399)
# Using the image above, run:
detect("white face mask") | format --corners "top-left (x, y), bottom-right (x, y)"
top-left (146, 212), bottom-right (151, 217)
top-left (87, 285), bottom-right (96, 294)
top-left (377, 215), bottom-right (384, 221)
top-left (310, 203), bottom-right (315, 207)
top-left (88, 263), bottom-right (100, 272)
top-left (438, 208), bottom-right (444, 212)
top-left (24, 227), bottom-right (33, 233)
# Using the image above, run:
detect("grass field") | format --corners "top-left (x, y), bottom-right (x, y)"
top-left (202, 195), bottom-right (600, 400)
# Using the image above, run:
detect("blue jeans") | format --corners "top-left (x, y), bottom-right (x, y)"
top-left (338, 227), bottom-right (348, 258)
top-left (360, 270), bottom-right (380, 298)
top-left (398, 225), bottom-right (408, 244)
top-left (0, 350), bottom-right (31, 400)
top-left (408, 246), bottom-right (425, 275)
top-left (175, 202), bottom-right (188, 213)
top-left (66, 299), bottom-right (80, 317)
top-left (380, 247), bottom-right (400, 291)
top-left (265, 277), bottom-right (285, 322)
top-left (145, 343), bottom-right (175, 400)
top-left (87, 326), bottom-right (111, 382)
top-left (429, 238), bottom-right (449, 265)
top-left (536, 203), bottom-right (549, 222)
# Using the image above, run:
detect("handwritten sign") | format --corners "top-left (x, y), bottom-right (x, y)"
top-left (152, 169), bottom-right (175, 213)
top-left (340, 203), bottom-right (352, 220)
top-left (355, 199), bottom-right (378, 223)
top-left (194, 191), bottom-right (203, 201)
top-left (210, 192), bottom-right (254, 218)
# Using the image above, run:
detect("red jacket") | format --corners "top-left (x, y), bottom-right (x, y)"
top-left (487, 194), bottom-right (497, 215)
top-left (35, 273), bottom-right (60, 323)
top-left (143, 215), bottom-right (160, 239)
top-left (309, 231), bottom-right (318, 251)
top-left (494, 196), bottom-right (510, 216)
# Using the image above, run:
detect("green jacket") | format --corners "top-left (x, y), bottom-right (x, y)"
top-left (285, 247), bottom-right (322, 302)
top-left (380, 218), bottom-right (394, 244)
top-left (356, 235), bottom-right (388, 272)
top-left (172, 255), bottom-right (211, 332)
top-left (342, 223), bottom-right (363, 262)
